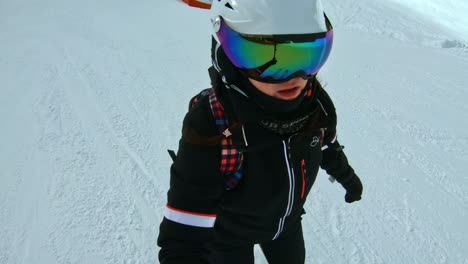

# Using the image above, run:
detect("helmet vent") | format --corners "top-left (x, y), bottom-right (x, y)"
top-left (225, 3), bottom-right (234, 10)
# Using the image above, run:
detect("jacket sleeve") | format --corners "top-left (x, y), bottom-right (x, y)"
top-left (318, 88), bottom-right (356, 184)
top-left (320, 127), bottom-right (356, 184)
top-left (157, 99), bottom-right (224, 264)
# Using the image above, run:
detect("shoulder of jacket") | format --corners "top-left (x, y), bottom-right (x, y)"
top-left (315, 84), bottom-right (337, 128)
top-left (317, 86), bottom-right (336, 112)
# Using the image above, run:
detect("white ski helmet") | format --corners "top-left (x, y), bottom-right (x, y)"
top-left (210, 0), bottom-right (328, 36)
top-left (210, 0), bottom-right (333, 84)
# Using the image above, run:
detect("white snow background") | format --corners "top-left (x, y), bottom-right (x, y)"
top-left (1, 0), bottom-right (467, 263)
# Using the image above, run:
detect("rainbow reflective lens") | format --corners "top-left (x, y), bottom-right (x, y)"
top-left (215, 17), bottom-right (334, 83)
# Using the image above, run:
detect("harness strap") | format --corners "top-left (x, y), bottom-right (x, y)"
top-left (206, 88), bottom-right (243, 190)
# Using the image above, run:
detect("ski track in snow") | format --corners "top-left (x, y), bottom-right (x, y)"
top-left (1, 0), bottom-right (468, 263)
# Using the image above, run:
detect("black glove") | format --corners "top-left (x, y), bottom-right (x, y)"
top-left (340, 174), bottom-right (363, 203)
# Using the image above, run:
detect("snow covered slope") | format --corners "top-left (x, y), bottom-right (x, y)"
top-left (387, 0), bottom-right (468, 42)
top-left (1, 0), bottom-right (467, 263)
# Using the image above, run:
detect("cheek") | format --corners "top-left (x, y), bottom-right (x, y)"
top-left (295, 79), bottom-right (308, 89)
top-left (266, 84), bottom-right (278, 93)
top-left (256, 84), bottom-right (276, 96)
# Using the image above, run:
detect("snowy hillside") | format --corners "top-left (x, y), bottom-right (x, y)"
top-left (1, 0), bottom-right (467, 263)
top-left (387, 0), bottom-right (468, 42)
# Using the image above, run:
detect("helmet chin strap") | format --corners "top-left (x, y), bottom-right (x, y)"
top-left (211, 38), bottom-right (250, 98)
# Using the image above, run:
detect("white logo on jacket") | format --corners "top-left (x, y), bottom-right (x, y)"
top-left (310, 136), bottom-right (320, 147)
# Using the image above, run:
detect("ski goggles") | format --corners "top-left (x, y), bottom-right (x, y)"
top-left (215, 16), bottom-right (333, 83)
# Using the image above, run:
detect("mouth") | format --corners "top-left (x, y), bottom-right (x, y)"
top-left (277, 86), bottom-right (302, 99)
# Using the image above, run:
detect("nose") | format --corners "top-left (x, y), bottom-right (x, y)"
top-left (284, 77), bottom-right (302, 87)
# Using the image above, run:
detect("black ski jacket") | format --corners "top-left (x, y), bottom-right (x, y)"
top-left (157, 76), bottom-right (357, 264)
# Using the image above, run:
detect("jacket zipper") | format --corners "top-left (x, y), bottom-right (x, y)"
top-left (301, 159), bottom-right (306, 199)
top-left (273, 135), bottom-right (296, 240)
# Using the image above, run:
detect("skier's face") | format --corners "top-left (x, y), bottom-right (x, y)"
top-left (249, 77), bottom-right (307, 101)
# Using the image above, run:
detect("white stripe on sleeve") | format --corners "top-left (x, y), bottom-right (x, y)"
top-left (322, 133), bottom-right (337, 151)
top-left (164, 205), bottom-right (217, 228)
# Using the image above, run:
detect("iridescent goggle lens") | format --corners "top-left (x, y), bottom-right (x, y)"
top-left (216, 17), bottom-right (334, 83)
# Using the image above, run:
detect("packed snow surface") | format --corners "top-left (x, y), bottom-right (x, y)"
top-left (387, 0), bottom-right (468, 42)
top-left (1, 0), bottom-right (467, 263)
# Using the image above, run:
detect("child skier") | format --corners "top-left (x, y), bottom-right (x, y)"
top-left (158, 0), bottom-right (363, 263)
